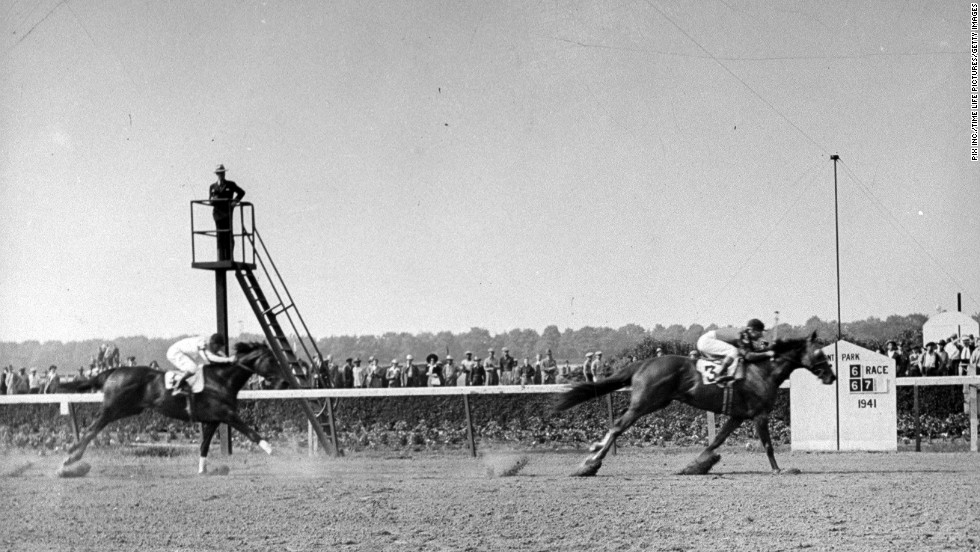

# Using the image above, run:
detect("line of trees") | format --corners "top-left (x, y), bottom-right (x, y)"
top-left (0, 313), bottom-right (951, 372)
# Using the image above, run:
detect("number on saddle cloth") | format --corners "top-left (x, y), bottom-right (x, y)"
top-left (165, 370), bottom-right (205, 393)
top-left (694, 359), bottom-right (727, 386)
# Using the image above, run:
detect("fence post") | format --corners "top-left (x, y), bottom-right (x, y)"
top-left (914, 382), bottom-right (921, 452)
top-left (970, 384), bottom-right (978, 453)
top-left (463, 394), bottom-right (477, 457)
top-left (707, 412), bottom-right (716, 443)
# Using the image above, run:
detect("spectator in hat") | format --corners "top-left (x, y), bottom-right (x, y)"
top-left (425, 354), bottom-right (443, 386)
top-left (43, 365), bottom-right (61, 393)
top-left (532, 354), bottom-right (543, 384)
top-left (367, 357), bottom-right (384, 388)
top-left (460, 351), bottom-right (478, 386)
top-left (582, 352), bottom-right (595, 382)
top-left (936, 340), bottom-right (950, 376)
top-left (442, 355), bottom-right (457, 387)
top-left (400, 355), bottom-right (416, 387)
top-left (484, 349), bottom-right (499, 386)
top-left (540, 349), bottom-right (558, 385)
top-left (518, 357), bottom-right (536, 385)
top-left (885, 340), bottom-right (907, 377)
top-left (919, 342), bottom-right (940, 376)
top-left (352, 358), bottom-right (367, 388)
top-left (556, 360), bottom-right (573, 384)
top-left (470, 357), bottom-right (486, 386)
top-left (959, 336), bottom-right (976, 376)
top-left (28, 368), bottom-right (40, 394)
top-left (591, 352), bottom-right (605, 381)
top-left (208, 164), bottom-right (246, 261)
top-left (499, 348), bottom-right (516, 385)
top-left (386, 359), bottom-right (401, 388)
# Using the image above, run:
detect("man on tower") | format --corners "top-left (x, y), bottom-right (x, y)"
top-left (209, 164), bottom-right (246, 261)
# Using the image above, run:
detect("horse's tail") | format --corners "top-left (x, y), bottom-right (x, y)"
top-left (58, 370), bottom-right (115, 393)
top-left (553, 362), bottom-right (641, 412)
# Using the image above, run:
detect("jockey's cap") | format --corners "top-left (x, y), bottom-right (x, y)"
top-left (746, 318), bottom-right (765, 331)
top-left (215, 164), bottom-right (226, 174)
top-left (209, 333), bottom-right (225, 347)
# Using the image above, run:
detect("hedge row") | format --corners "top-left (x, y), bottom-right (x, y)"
top-left (0, 385), bottom-right (972, 452)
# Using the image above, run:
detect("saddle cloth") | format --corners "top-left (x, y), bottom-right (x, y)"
top-left (694, 359), bottom-right (730, 386)
top-left (164, 370), bottom-right (205, 393)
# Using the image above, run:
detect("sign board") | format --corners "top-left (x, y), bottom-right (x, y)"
top-left (791, 340), bottom-right (897, 451)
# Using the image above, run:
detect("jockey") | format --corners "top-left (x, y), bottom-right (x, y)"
top-left (166, 333), bottom-right (236, 396)
top-left (696, 318), bottom-right (773, 382)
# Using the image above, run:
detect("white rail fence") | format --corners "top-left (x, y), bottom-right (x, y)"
top-left (1, 378), bottom-right (977, 454)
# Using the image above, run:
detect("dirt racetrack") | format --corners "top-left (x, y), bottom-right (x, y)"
top-left (3, 445), bottom-right (980, 552)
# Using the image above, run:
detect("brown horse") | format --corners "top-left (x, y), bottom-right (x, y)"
top-left (60, 341), bottom-right (286, 475)
top-left (554, 332), bottom-right (835, 476)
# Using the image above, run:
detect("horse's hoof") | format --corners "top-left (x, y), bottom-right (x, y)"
top-left (57, 461), bottom-right (91, 478)
top-left (679, 453), bottom-right (721, 475)
top-left (588, 443), bottom-right (602, 453)
top-left (258, 440), bottom-right (272, 455)
top-left (570, 459), bottom-right (601, 477)
top-left (782, 468), bottom-right (801, 475)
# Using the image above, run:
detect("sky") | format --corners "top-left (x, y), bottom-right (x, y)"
top-left (1, 1), bottom-right (977, 343)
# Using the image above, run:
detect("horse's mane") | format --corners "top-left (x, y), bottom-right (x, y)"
top-left (234, 341), bottom-right (267, 356)
top-left (770, 336), bottom-right (808, 356)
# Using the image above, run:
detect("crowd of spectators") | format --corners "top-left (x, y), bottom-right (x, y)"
top-left (886, 334), bottom-right (979, 377)
top-left (1, 342), bottom-right (143, 395)
top-left (265, 347), bottom-right (635, 391)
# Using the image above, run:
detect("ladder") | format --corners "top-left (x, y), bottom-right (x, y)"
top-left (235, 228), bottom-right (340, 456)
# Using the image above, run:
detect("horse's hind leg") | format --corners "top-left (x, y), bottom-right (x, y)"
top-left (222, 414), bottom-right (273, 455)
top-left (573, 390), bottom-right (670, 477)
top-left (64, 408), bottom-right (123, 466)
top-left (679, 416), bottom-right (744, 475)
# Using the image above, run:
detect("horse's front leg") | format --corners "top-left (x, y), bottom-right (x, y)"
top-left (753, 414), bottom-right (780, 473)
top-left (679, 415), bottom-right (743, 475)
top-left (223, 414), bottom-right (272, 455)
top-left (198, 422), bottom-right (220, 474)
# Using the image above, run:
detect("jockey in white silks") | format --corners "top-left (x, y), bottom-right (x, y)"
top-left (166, 333), bottom-right (236, 395)
top-left (696, 318), bottom-right (773, 383)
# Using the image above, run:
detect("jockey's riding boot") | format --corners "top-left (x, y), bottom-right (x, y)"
top-left (172, 374), bottom-right (189, 396)
top-left (732, 358), bottom-right (746, 382)
top-left (717, 356), bottom-right (737, 383)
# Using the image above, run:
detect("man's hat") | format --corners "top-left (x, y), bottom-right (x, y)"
top-left (215, 164), bottom-right (226, 174)
top-left (585, 352), bottom-right (594, 357)
top-left (426, 353), bottom-right (439, 364)
top-left (595, 351), bottom-right (602, 356)
top-left (406, 354), bottom-right (413, 360)
top-left (446, 355), bottom-right (453, 361)
top-left (886, 340), bottom-right (897, 346)
top-left (345, 357), bottom-right (353, 363)
top-left (354, 358), bottom-right (361, 364)
top-left (465, 351), bottom-right (472, 355)
top-left (746, 318), bottom-right (765, 331)
top-left (926, 342), bottom-right (936, 348)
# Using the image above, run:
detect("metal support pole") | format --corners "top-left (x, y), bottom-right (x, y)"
top-left (914, 383), bottom-right (921, 452)
top-left (831, 154), bottom-right (842, 452)
top-left (463, 394), bottom-right (476, 457)
top-left (216, 270), bottom-right (232, 455)
top-left (606, 394), bottom-right (617, 456)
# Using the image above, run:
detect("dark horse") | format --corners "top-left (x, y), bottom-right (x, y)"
top-left (554, 332), bottom-right (835, 477)
top-left (61, 342), bottom-right (285, 474)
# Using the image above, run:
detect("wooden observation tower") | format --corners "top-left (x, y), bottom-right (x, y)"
top-left (190, 199), bottom-right (338, 456)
